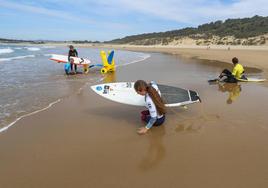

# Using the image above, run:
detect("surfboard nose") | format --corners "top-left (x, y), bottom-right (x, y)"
top-left (91, 85), bottom-right (103, 94)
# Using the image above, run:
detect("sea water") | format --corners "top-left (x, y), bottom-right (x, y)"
top-left (0, 44), bottom-right (150, 132)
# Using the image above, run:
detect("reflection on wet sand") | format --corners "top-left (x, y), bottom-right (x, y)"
top-left (218, 83), bottom-right (242, 104)
top-left (103, 72), bottom-right (117, 83)
top-left (139, 126), bottom-right (166, 172)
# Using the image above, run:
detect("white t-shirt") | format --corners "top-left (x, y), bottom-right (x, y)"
top-left (145, 82), bottom-right (163, 119)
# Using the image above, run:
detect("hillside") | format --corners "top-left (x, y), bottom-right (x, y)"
top-left (0, 38), bottom-right (33, 43)
top-left (107, 15), bottom-right (268, 46)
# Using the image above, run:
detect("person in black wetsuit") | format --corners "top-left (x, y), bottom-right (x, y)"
top-left (68, 45), bottom-right (78, 73)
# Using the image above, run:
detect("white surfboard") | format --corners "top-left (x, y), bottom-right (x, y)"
top-left (91, 82), bottom-right (201, 107)
top-left (50, 54), bottom-right (91, 65)
top-left (237, 78), bottom-right (266, 82)
top-left (209, 77), bottom-right (266, 83)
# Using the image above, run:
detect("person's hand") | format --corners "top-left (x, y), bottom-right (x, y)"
top-left (137, 127), bottom-right (149, 135)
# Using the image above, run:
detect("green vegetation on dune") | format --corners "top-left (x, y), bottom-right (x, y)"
top-left (107, 15), bottom-right (268, 45)
top-left (0, 38), bottom-right (33, 43)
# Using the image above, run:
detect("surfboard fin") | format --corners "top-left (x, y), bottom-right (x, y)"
top-left (197, 96), bottom-right (202, 103)
top-left (208, 79), bottom-right (219, 83)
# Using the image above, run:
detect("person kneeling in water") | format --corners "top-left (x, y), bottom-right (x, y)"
top-left (64, 58), bottom-right (75, 75)
top-left (219, 57), bottom-right (246, 83)
top-left (134, 80), bottom-right (166, 134)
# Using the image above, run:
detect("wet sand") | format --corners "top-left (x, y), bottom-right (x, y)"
top-left (1, 53), bottom-right (268, 188)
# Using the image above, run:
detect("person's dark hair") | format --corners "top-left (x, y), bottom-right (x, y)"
top-left (232, 57), bottom-right (239, 64)
top-left (134, 80), bottom-right (166, 115)
top-left (69, 45), bottom-right (74, 49)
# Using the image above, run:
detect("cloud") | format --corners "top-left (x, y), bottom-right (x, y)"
top-left (2, 0), bottom-right (267, 25)
top-left (68, 0), bottom-right (266, 25)
top-left (0, 0), bottom-right (128, 29)
top-left (111, 0), bottom-right (268, 24)
top-left (1, 0), bottom-right (267, 40)
top-left (0, 0), bottom-right (89, 23)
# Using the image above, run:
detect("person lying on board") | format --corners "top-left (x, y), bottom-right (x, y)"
top-left (134, 80), bottom-right (166, 134)
top-left (219, 57), bottom-right (246, 83)
top-left (68, 45), bottom-right (78, 73)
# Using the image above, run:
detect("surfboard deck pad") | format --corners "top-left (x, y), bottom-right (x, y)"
top-left (158, 84), bottom-right (199, 104)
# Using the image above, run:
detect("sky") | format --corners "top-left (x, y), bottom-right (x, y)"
top-left (0, 0), bottom-right (267, 41)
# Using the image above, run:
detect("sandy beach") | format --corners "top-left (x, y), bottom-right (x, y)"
top-left (0, 49), bottom-right (268, 188)
top-left (5, 42), bottom-right (268, 74)
top-left (97, 44), bottom-right (268, 76)
top-left (1, 1), bottom-right (268, 187)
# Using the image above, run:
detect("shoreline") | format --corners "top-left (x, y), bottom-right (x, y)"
top-left (0, 44), bottom-right (267, 133)
top-left (3, 42), bottom-right (267, 76)
top-left (1, 50), bottom-right (268, 188)
top-left (0, 52), bottom-right (151, 134)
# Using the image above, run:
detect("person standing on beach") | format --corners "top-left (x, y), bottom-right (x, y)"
top-left (68, 45), bottom-right (78, 73)
top-left (218, 57), bottom-right (246, 83)
top-left (134, 80), bottom-right (166, 134)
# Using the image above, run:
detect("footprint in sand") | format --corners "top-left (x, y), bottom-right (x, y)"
top-left (175, 114), bottom-right (220, 133)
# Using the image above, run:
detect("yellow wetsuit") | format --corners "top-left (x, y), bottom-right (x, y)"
top-left (232, 63), bottom-right (244, 79)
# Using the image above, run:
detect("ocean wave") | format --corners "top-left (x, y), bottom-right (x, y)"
top-left (117, 54), bottom-right (151, 67)
top-left (0, 48), bottom-right (14, 54)
top-left (0, 55), bottom-right (35, 62)
top-left (14, 47), bottom-right (23, 50)
top-left (42, 46), bottom-right (56, 49)
top-left (25, 47), bottom-right (41, 51)
top-left (44, 54), bottom-right (52, 57)
top-left (0, 99), bottom-right (61, 133)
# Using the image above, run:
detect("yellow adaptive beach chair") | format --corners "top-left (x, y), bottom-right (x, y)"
top-left (100, 50), bottom-right (115, 74)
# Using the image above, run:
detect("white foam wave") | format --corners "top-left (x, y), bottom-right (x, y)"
top-left (25, 47), bottom-right (40, 51)
top-left (117, 54), bottom-right (151, 67)
top-left (0, 55), bottom-right (35, 62)
top-left (0, 99), bottom-right (61, 133)
top-left (0, 52), bottom-right (149, 134)
top-left (42, 46), bottom-right (56, 49)
top-left (14, 47), bottom-right (22, 50)
top-left (0, 48), bottom-right (14, 54)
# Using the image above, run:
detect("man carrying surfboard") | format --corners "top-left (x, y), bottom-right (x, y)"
top-left (68, 45), bottom-right (78, 73)
top-left (218, 57), bottom-right (246, 83)
top-left (134, 80), bottom-right (166, 134)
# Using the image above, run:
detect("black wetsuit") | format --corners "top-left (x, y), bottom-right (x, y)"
top-left (220, 69), bottom-right (237, 83)
top-left (68, 49), bottom-right (78, 72)
top-left (220, 69), bottom-right (247, 83)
